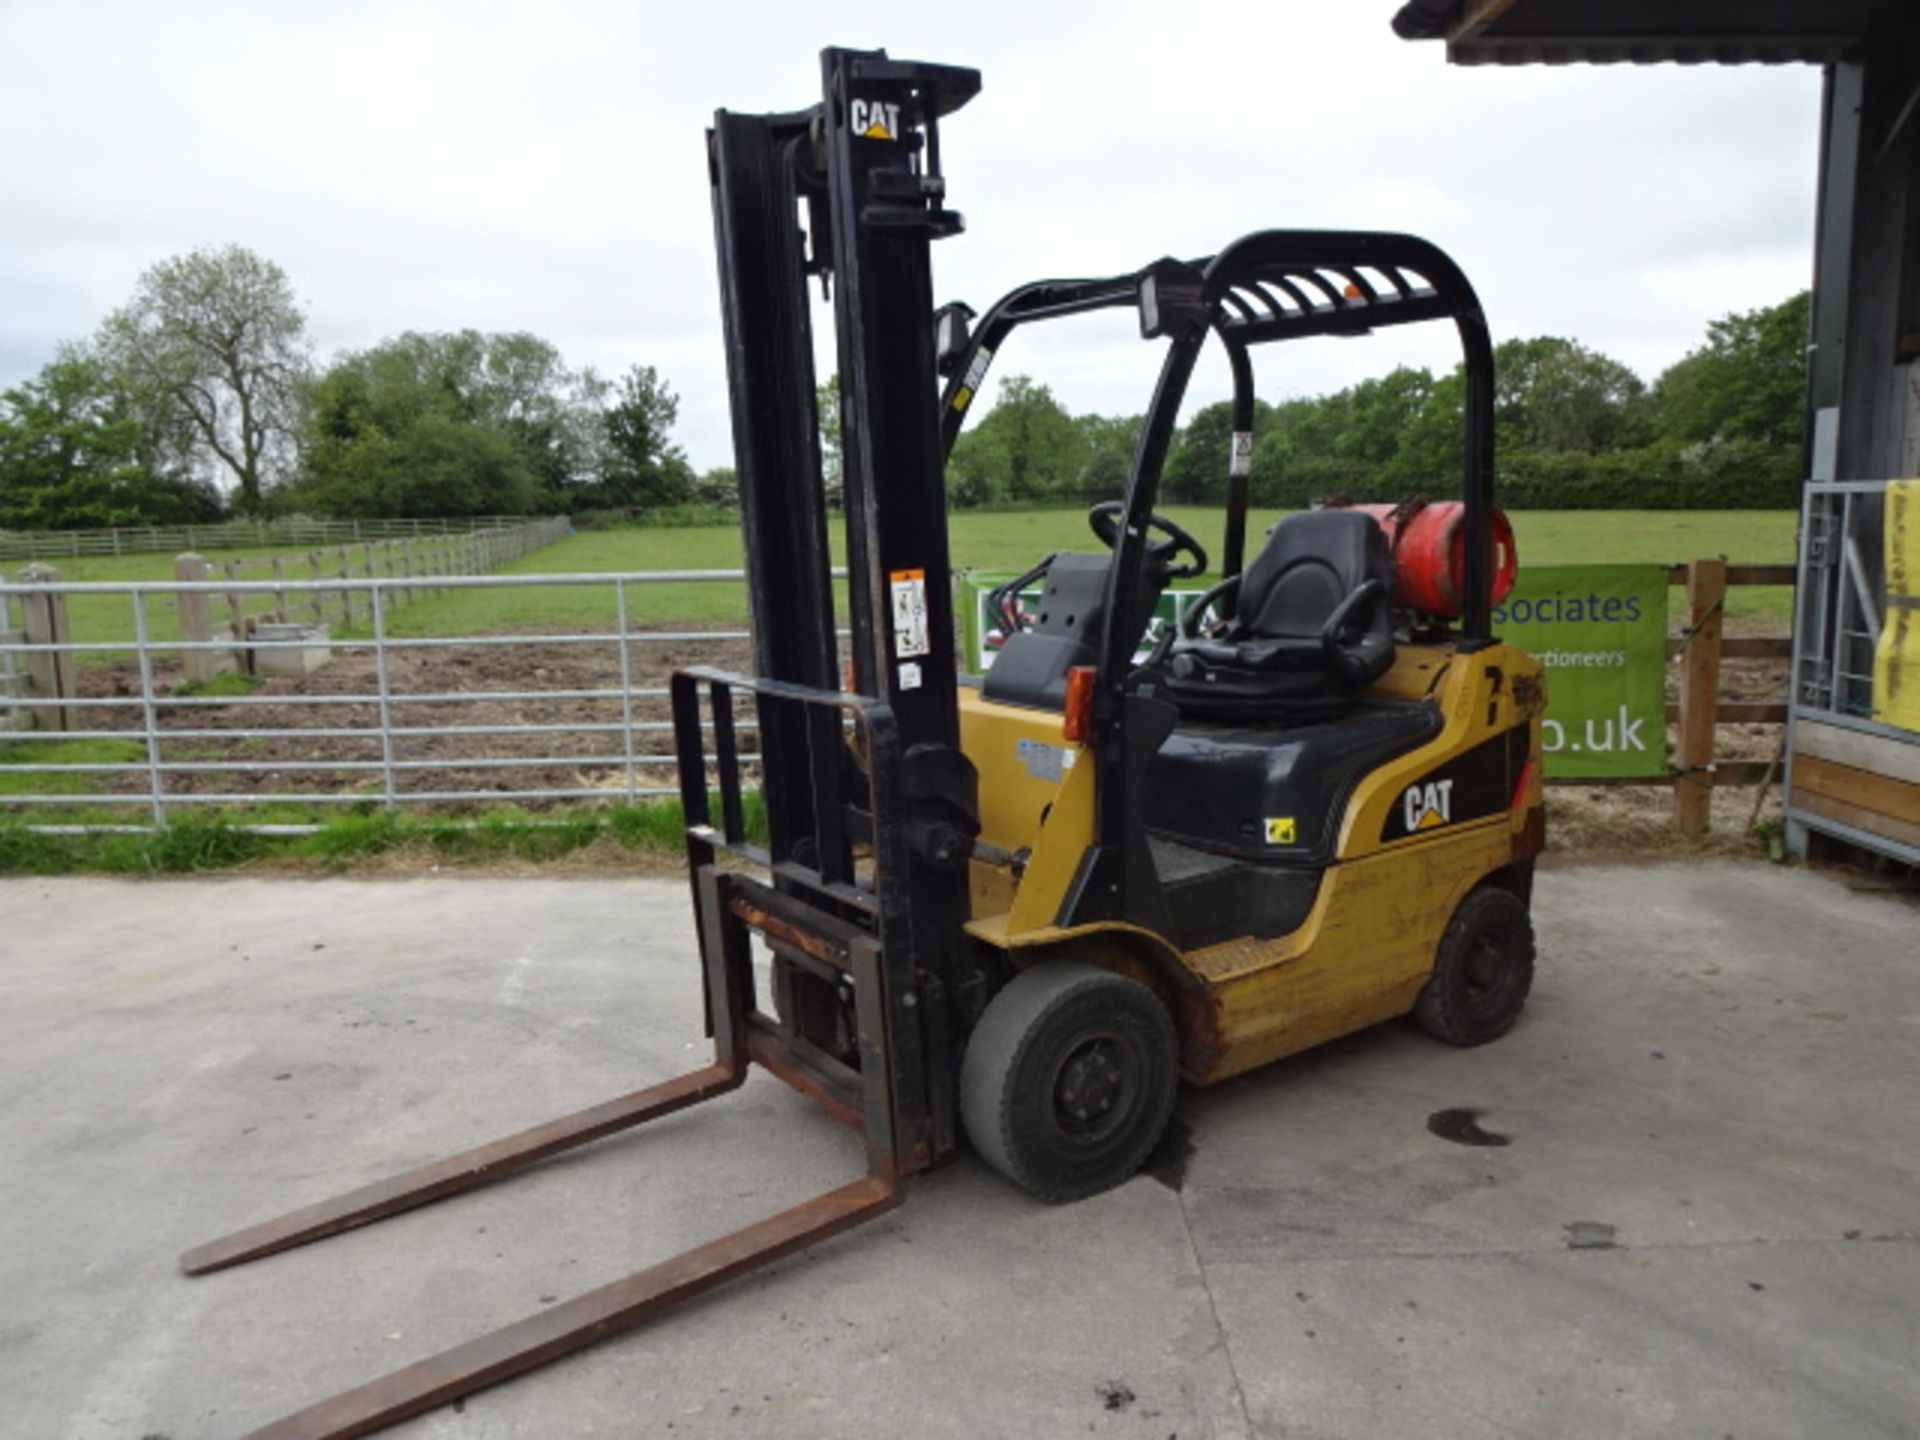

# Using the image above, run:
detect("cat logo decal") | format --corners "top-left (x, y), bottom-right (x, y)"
top-left (1401, 778), bottom-right (1454, 832)
top-left (850, 98), bottom-right (901, 140)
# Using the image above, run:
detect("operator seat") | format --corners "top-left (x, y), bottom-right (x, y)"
top-left (1163, 509), bottom-right (1395, 722)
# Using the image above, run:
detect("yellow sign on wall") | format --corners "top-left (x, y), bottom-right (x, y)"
top-left (1874, 478), bottom-right (1919, 733)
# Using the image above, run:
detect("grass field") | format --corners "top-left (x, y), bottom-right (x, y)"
top-left (9, 543), bottom-right (344, 664)
top-left (404, 507), bottom-right (1798, 630)
top-left (10, 509), bottom-right (1798, 658)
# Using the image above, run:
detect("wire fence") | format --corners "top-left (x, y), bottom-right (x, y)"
top-left (0, 514), bottom-right (554, 562)
top-left (182, 516), bottom-right (571, 643)
top-left (0, 569), bottom-right (809, 832)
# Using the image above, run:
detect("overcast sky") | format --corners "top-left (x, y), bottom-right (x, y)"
top-left (2, 1), bottom-right (1821, 474)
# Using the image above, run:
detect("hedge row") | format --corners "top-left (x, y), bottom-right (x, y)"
top-left (1246, 439), bottom-right (1801, 512)
top-left (578, 440), bottom-right (1801, 524)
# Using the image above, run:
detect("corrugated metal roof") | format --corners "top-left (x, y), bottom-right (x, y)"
top-left (1391, 0), bottom-right (1876, 66)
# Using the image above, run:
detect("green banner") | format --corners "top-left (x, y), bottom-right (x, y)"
top-left (1490, 564), bottom-right (1669, 778)
top-left (959, 562), bottom-right (1669, 780)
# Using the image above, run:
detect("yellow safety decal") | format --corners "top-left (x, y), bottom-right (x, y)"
top-left (1265, 816), bottom-right (1296, 844)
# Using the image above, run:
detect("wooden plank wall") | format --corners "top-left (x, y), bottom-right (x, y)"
top-left (1789, 719), bottom-right (1920, 851)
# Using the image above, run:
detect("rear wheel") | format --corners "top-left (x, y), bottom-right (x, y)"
top-left (1414, 885), bottom-right (1535, 1046)
top-left (960, 961), bottom-right (1178, 1202)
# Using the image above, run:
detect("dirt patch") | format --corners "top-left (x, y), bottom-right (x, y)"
top-left (64, 618), bottom-right (1792, 866)
top-left (75, 625), bottom-right (756, 810)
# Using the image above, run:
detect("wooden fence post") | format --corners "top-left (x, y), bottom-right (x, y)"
top-left (337, 546), bottom-right (353, 629)
top-left (307, 551), bottom-right (324, 625)
top-left (222, 558), bottom-right (251, 674)
top-left (174, 552), bottom-right (217, 683)
top-left (271, 555), bottom-right (288, 623)
top-left (1675, 557), bottom-right (1727, 836)
top-left (18, 563), bottom-right (75, 732)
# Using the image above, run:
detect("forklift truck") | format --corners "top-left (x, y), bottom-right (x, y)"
top-left (182, 47), bottom-right (1544, 1439)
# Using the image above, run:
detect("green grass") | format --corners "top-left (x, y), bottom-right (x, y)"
top-left (380, 528), bottom-right (760, 634)
top-left (950, 507), bottom-right (1796, 621)
top-left (0, 791), bottom-right (767, 876)
top-left (167, 672), bottom-right (264, 698)
top-left (14, 543), bottom-right (335, 667)
top-left (0, 736), bottom-right (149, 799)
top-left (361, 507), bottom-right (1802, 636)
top-left (23, 509), bottom-right (1797, 651)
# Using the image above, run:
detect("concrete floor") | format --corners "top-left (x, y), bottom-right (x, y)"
top-left (1, 861), bottom-right (1916, 1440)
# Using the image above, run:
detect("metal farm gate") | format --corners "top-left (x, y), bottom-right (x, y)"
top-left (0, 570), bottom-right (819, 832)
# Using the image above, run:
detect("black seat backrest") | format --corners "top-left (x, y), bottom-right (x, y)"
top-left (981, 553), bottom-right (1112, 710)
top-left (1237, 509), bottom-right (1391, 641)
top-left (1161, 509), bottom-right (1394, 722)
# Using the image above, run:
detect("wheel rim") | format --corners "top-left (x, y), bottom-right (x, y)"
top-left (1050, 1031), bottom-right (1142, 1145)
top-left (1460, 930), bottom-right (1516, 1018)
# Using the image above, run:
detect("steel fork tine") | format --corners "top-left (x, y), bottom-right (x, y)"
top-left (182, 1063), bottom-right (742, 1275)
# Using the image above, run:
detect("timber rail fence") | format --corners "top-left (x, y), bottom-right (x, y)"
top-left (174, 516), bottom-right (570, 669)
top-left (0, 514), bottom-right (551, 563)
top-left (1552, 560), bottom-right (1795, 836)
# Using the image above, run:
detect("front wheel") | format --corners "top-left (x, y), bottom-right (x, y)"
top-left (960, 962), bottom-right (1178, 1202)
top-left (1414, 885), bottom-right (1536, 1046)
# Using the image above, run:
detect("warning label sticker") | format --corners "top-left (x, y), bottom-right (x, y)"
top-left (1230, 431), bottom-right (1253, 477)
top-left (890, 568), bottom-right (929, 659)
top-left (951, 347), bottom-right (994, 413)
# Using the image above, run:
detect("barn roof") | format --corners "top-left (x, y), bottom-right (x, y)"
top-left (1390, 0), bottom-right (1878, 66)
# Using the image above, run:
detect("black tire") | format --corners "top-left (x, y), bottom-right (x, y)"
top-left (959, 961), bottom-right (1178, 1202)
top-left (1414, 885), bottom-right (1536, 1046)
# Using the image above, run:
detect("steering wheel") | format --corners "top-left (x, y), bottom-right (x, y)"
top-left (1087, 501), bottom-right (1209, 581)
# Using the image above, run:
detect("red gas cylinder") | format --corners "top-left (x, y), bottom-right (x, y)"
top-left (1345, 501), bottom-right (1517, 620)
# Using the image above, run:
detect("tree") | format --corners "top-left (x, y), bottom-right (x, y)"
top-left (1651, 291), bottom-right (1810, 451)
top-left (817, 375), bottom-right (843, 501)
top-left (1341, 367), bottom-right (1438, 471)
top-left (947, 426), bottom-right (1010, 508)
top-left (98, 245), bottom-right (309, 515)
top-left (1164, 399), bottom-right (1272, 504)
top-left (1389, 367), bottom-right (1465, 491)
top-left (484, 332), bottom-right (603, 496)
top-left (1253, 394), bottom-right (1366, 506)
top-left (598, 364), bottom-right (694, 509)
top-left (1494, 337), bottom-right (1649, 454)
top-left (693, 466), bottom-right (739, 507)
top-left (327, 414), bottom-right (543, 518)
top-left (0, 352), bottom-right (219, 528)
top-left (962, 375), bottom-right (1087, 503)
top-left (286, 330), bottom-right (614, 517)
top-left (1072, 413), bottom-right (1142, 504)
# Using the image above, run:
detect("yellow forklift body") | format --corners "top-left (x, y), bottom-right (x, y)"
top-left (960, 640), bottom-right (1546, 1084)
